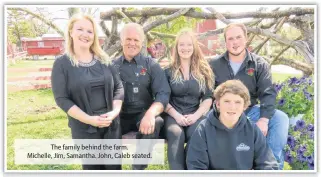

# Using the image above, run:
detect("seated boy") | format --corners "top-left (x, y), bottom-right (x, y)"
top-left (186, 80), bottom-right (278, 170)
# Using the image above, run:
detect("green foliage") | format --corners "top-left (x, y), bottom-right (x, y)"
top-left (7, 9), bottom-right (48, 45)
top-left (275, 75), bottom-right (314, 170)
top-left (275, 76), bottom-right (313, 117)
top-left (151, 15), bottom-right (202, 48)
top-left (279, 25), bottom-right (302, 40)
top-left (8, 21), bottom-right (35, 44)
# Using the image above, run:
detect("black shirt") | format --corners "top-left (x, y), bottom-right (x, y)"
top-left (112, 53), bottom-right (171, 114)
top-left (209, 50), bottom-right (276, 119)
top-left (165, 68), bottom-right (213, 115)
top-left (51, 54), bottom-right (124, 130)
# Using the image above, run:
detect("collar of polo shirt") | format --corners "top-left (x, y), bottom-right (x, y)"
top-left (121, 52), bottom-right (145, 66)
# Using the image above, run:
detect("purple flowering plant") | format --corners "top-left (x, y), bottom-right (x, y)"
top-left (274, 76), bottom-right (314, 170)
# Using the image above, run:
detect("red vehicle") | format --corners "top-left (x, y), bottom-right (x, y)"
top-left (27, 46), bottom-right (63, 59)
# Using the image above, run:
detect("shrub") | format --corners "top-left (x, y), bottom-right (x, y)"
top-left (274, 76), bottom-right (314, 170)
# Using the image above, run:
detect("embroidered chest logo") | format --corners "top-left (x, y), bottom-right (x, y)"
top-left (236, 143), bottom-right (250, 151)
top-left (140, 68), bottom-right (147, 75)
top-left (246, 68), bottom-right (255, 76)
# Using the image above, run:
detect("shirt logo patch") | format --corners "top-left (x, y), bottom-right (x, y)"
top-left (140, 68), bottom-right (147, 75)
top-left (236, 143), bottom-right (250, 151)
top-left (246, 68), bottom-right (255, 76)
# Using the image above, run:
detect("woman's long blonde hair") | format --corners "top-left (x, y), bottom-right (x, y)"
top-left (170, 28), bottom-right (215, 92)
top-left (65, 14), bottom-right (110, 66)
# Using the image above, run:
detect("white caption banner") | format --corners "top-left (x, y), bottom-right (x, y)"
top-left (15, 139), bottom-right (165, 165)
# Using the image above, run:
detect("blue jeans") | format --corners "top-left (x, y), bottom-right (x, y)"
top-left (247, 105), bottom-right (289, 170)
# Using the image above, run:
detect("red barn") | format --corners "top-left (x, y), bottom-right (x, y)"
top-left (21, 34), bottom-right (106, 59)
top-left (195, 19), bottom-right (220, 56)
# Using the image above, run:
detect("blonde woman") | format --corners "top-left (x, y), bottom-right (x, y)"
top-left (51, 14), bottom-right (124, 170)
top-left (164, 29), bottom-right (214, 170)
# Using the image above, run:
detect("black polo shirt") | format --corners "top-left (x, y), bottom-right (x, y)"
top-left (165, 68), bottom-right (213, 115)
top-left (209, 50), bottom-right (276, 119)
top-left (112, 53), bottom-right (171, 114)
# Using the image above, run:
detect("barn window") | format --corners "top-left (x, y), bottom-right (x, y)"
top-left (38, 41), bottom-right (44, 48)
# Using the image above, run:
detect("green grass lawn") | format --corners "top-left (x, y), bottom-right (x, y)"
top-left (6, 88), bottom-right (169, 170)
top-left (6, 89), bottom-right (79, 170)
top-left (6, 72), bottom-right (300, 170)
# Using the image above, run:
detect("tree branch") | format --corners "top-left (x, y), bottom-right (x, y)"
top-left (246, 33), bottom-right (255, 47)
top-left (106, 40), bottom-right (121, 56)
top-left (8, 7), bottom-right (64, 37)
top-left (108, 15), bottom-right (119, 48)
top-left (205, 7), bottom-right (232, 24)
top-left (101, 7), bottom-right (314, 20)
top-left (197, 18), bottom-right (275, 41)
top-left (254, 16), bottom-right (288, 53)
top-left (99, 20), bottom-right (110, 37)
top-left (91, 8), bottom-right (99, 17)
top-left (288, 15), bottom-right (314, 24)
top-left (290, 15), bottom-right (314, 55)
top-left (118, 8), bottom-right (137, 23)
top-left (197, 28), bottom-right (224, 40)
top-left (105, 8), bottom-right (194, 56)
top-left (115, 8), bottom-right (154, 42)
top-left (259, 19), bottom-right (278, 29)
top-left (100, 7), bottom-right (314, 66)
top-left (138, 16), bottom-right (149, 25)
top-left (270, 36), bottom-right (302, 64)
top-left (247, 18), bottom-right (263, 27)
top-left (272, 57), bottom-right (313, 75)
top-left (106, 8), bottom-right (191, 56)
top-left (150, 31), bottom-right (176, 39)
top-left (143, 8), bottom-right (191, 32)
top-left (255, 8), bottom-right (280, 29)
top-left (246, 26), bottom-right (313, 63)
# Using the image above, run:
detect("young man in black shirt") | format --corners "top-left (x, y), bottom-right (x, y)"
top-left (209, 23), bottom-right (289, 169)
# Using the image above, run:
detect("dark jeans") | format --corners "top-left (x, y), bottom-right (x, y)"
top-left (71, 116), bottom-right (122, 170)
top-left (120, 111), bottom-right (164, 170)
top-left (164, 114), bottom-right (205, 170)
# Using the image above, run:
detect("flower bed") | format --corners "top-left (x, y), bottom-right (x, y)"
top-left (274, 76), bottom-right (314, 170)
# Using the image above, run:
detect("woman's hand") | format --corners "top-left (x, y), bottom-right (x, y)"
top-left (174, 113), bottom-right (189, 127)
top-left (88, 115), bottom-right (112, 128)
top-left (184, 113), bottom-right (200, 126)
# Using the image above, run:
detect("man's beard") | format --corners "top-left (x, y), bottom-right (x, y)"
top-left (228, 47), bottom-right (245, 57)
